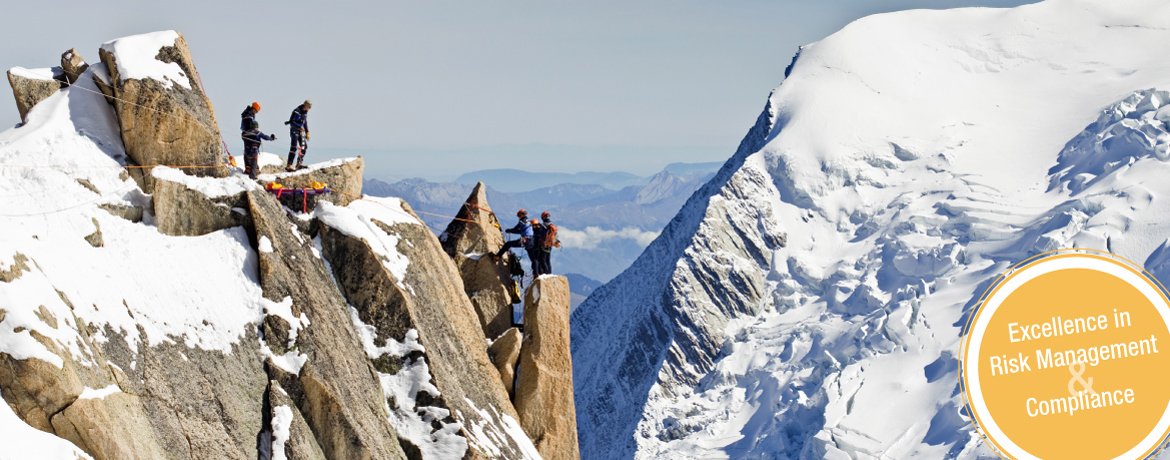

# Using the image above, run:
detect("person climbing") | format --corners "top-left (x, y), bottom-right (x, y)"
top-left (240, 101), bottom-right (260, 133)
top-left (285, 100), bottom-right (312, 171)
top-left (535, 211), bottom-right (560, 276)
top-left (496, 209), bottom-right (533, 259)
top-left (526, 218), bottom-right (544, 276)
top-left (241, 119), bottom-right (276, 180)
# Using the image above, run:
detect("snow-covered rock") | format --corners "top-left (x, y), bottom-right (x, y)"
top-left (0, 31), bottom-right (546, 460)
top-left (151, 166), bottom-right (253, 236)
top-left (7, 65), bottom-right (63, 122)
top-left (572, 1), bottom-right (1170, 458)
top-left (98, 30), bottom-right (226, 187)
top-left (318, 197), bottom-right (540, 459)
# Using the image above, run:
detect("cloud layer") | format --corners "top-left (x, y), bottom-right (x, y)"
top-left (558, 226), bottom-right (659, 250)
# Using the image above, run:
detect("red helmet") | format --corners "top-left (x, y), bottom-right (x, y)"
top-left (530, 219), bottom-right (540, 226)
top-left (541, 211), bottom-right (551, 221)
top-left (251, 101), bottom-right (261, 112)
top-left (517, 209), bottom-right (527, 218)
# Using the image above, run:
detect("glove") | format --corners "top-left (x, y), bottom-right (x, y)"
top-left (272, 134), bottom-right (278, 140)
top-left (306, 132), bottom-right (311, 141)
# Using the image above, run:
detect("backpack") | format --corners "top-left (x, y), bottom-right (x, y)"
top-left (543, 223), bottom-right (561, 249)
top-left (240, 107), bottom-right (255, 131)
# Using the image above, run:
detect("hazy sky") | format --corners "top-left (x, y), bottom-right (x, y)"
top-left (0, 0), bottom-right (1032, 180)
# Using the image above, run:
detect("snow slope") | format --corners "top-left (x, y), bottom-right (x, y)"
top-left (0, 58), bottom-right (269, 456)
top-left (571, 1), bottom-right (1170, 458)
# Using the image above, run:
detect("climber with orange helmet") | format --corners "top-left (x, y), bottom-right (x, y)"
top-left (240, 101), bottom-right (260, 132)
top-left (532, 211), bottom-right (559, 276)
top-left (241, 119), bottom-right (275, 180)
top-left (496, 208), bottom-right (534, 261)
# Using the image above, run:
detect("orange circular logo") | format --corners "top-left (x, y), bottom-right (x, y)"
top-left (962, 250), bottom-right (1170, 459)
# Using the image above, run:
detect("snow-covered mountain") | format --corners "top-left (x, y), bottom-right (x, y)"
top-left (571, 1), bottom-right (1170, 458)
top-left (0, 31), bottom-right (575, 460)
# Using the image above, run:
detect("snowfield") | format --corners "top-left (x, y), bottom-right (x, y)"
top-left (572, 1), bottom-right (1170, 458)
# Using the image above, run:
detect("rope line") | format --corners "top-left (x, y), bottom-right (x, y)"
top-left (62, 74), bottom-right (230, 173)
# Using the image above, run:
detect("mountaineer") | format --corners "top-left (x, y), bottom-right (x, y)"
top-left (240, 101), bottom-right (260, 133)
top-left (284, 100), bottom-right (312, 171)
top-left (497, 209), bottom-right (537, 272)
top-left (532, 211), bottom-right (560, 276)
top-left (241, 119), bottom-right (276, 179)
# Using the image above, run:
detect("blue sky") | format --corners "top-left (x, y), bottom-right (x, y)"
top-left (0, 0), bottom-right (1032, 180)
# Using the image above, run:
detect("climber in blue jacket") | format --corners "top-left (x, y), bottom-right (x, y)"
top-left (242, 119), bottom-right (275, 179)
top-left (496, 209), bottom-right (533, 259)
top-left (285, 100), bottom-right (311, 171)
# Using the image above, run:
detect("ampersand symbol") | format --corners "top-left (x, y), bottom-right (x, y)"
top-left (1068, 361), bottom-right (1096, 396)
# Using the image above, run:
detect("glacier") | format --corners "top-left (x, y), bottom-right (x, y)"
top-left (571, 1), bottom-right (1170, 458)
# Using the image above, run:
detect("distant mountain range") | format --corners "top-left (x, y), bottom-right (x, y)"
top-left (364, 161), bottom-right (721, 290)
top-left (454, 169), bottom-right (647, 193)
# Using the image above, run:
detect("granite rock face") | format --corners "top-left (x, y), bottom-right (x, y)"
top-left (7, 66), bottom-right (63, 122)
top-left (488, 327), bottom-right (523, 399)
top-left (99, 31), bottom-right (226, 187)
top-left (441, 183), bottom-right (520, 339)
top-left (319, 198), bottom-right (538, 459)
top-left (516, 276), bottom-right (580, 460)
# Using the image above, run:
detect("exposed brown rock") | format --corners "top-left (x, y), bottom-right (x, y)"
top-left (441, 183), bottom-right (520, 339)
top-left (0, 325), bottom-right (269, 460)
top-left (441, 182), bottom-right (504, 256)
top-left (7, 67), bottom-right (63, 122)
top-left (265, 380), bottom-right (327, 460)
top-left (260, 157), bottom-right (364, 209)
top-left (90, 63), bottom-right (115, 105)
top-left (50, 391), bottom-right (168, 459)
top-left (84, 218), bottom-right (104, 248)
top-left (0, 252), bottom-right (30, 282)
top-left (151, 169), bottom-right (248, 236)
top-left (98, 203), bottom-right (144, 223)
top-left (488, 327), bottom-right (522, 399)
top-left (60, 48), bottom-right (89, 84)
top-left (98, 31), bottom-right (227, 188)
top-left (516, 276), bottom-right (580, 460)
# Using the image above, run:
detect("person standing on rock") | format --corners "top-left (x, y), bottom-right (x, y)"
top-left (533, 211), bottom-right (559, 276)
top-left (497, 209), bottom-right (534, 267)
top-left (241, 119), bottom-right (276, 179)
top-left (285, 100), bottom-right (311, 171)
top-left (240, 101), bottom-right (260, 132)
top-left (530, 218), bottom-right (548, 276)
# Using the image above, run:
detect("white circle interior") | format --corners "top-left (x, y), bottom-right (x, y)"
top-left (964, 255), bottom-right (1170, 460)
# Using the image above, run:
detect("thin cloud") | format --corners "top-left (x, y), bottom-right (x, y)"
top-left (558, 226), bottom-right (659, 250)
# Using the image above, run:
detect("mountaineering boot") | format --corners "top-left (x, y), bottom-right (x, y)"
top-left (296, 161), bottom-right (307, 171)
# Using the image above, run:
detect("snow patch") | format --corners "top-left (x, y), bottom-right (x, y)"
top-left (271, 405), bottom-right (293, 460)
top-left (78, 384), bottom-right (121, 400)
top-left (9, 66), bottom-right (58, 81)
top-left (152, 166), bottom-right (256, 197)
top-left (99, 30), bottom-right (191, 90)
top-left (458, 398), bottom-right (542, 460)
top-left (316, 198), bottom-right (417, 291)
top-left (347, 308), bottom-right (468, 459)
top-left (258, 296), bottom-right (310, 374)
